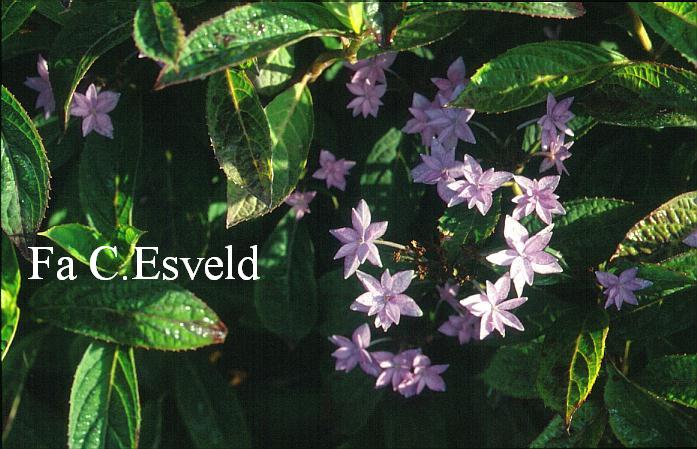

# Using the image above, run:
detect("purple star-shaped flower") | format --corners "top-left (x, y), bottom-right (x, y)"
top-left (330, 199), bottom-right (387, 278)
top-left (486, 216), bottom-right (563, 296)
top-left (431, 57), bottom-right (466, 100)
top-left (284, 190), bottom-right (316, 220)
top-left (24, 54), bottom-right (55, 118)
top-left (445, 154), bottom-right (512, 214)
top-left (538, 92), bottom-right (574, 138)
top-left (70, 83), bottom-right (120, 138)
top-left (411, 139), bottom-right (466, 203)
top-left (426, 91), bottom-right (476, 149)
top-left (350, 269), bottom-right (423, 331)
top-left (538, 133), bottom-right (573, 175)
top-left (402, 92), bottom-right (440, 146)
top-left (399, 354), bottom-right (449, 397)
top-left (512, 175), bottom-right (566, 225)
top-left (438, 314), bottom-right (480, 344)
top-left (346, 52), bottom-right (396, 84)
top-left (328, 324), bottom-right (374, 373)
top-left (312, 149), bottom-right (356, 191)
top-left (595, 268), bottom-right (652, 310)
top-left (346, 80), bottom-right (386, 118)
top-left (436, 281), bottom-right (461, 308)
top-left (683, 230), bottom-right (697, 247)
top-left (460, 274), bottom-right (527, 339)
top-left (374, 349), bottom-right (421, 391)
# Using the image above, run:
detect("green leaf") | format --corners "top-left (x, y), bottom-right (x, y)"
top-left (1, 233), bottom-right (20, 359)
top-left (604, 363), bottom-right (697, 447)
top-left (1, 85), bottom-right (50, 259)
top-left (537, 308), bottom-right (609, 427)
top-left (251, 46), bottom-right (296, 96)
top-left (630, 2), bottom-right (697, 66)
top-left (480, 341), bottom-right (541, 399)
top-left (226, 82), bottom-right (314, 227)
top-left (155, 2), bottom-right (345, 88)
top-left (1, 0), bottom-right (37, 42)
top-left (254, 210), bottom-right (317, 345)
top-left (323, 2), bottom-right (364, 33)
top-left (326, 369), bottom-right (384, 436)
top-left (360, 128), bottom-right (422, 238)
top-left (39, 223), bottom-right (145, 273)
top-left (207, 69), bottom-right (274, 206)
top-left (611, 287), bottom-right (696, 340)
top-left (406, 2), bottom-right (586, 19)
top-left (579, 62), bottom-right (697, 127)
top-left (175, 355), bottom-right (251, 449)
top-left (2, 330), bottom-right (45, 439)
top-left (439, 192), bottom-right (501, 252)
top-left (524, 197), bottom-right (638, 269)
top-left (79, 92), bottom-right (143, 237)
top-left (133, 0), bottom-right (185, 66)
top-left (637, 354), bottom-right (697, 409)
top-left (659, 249), bottom-right (697, 279)
top-left (49, 1), bottom-right (135, 127)
top-left (635, 262), bottom-right (697, 296)
top-left (68, 342), bottom-right (140, 449)
top-left (451, 41), bottom-right (628, 112)
top-left (29, 280), bottom-right (227, 350)
top-left (318, 269), bottom-right (366, 337)
top-left (613, 191), bottom-right (697, 262)
top-left (139, 398), bottom-right (163, 449)
top-left (530, 401), bottom-right (606, 448)
top-left (358, 4), bottom-right (466, 57)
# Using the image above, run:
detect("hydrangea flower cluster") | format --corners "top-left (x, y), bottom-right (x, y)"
top-left (328, 60), bottom-right (654, 398)
top-left (345, 53), bottom-right (396, 118)
top-left (25, 55), bottom-right (120, 138)
top-left (535, 93), bottom-right (575, 175)
top-left (403, 57), bottom-right (476, 149)
top-left (329, 325), bottom-right (448, 397)
top-left (327, 199), bottom-right (449, 397)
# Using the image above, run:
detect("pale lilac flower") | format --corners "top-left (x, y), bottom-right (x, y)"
top-left (683, 230), bottom-right (697, 247)
top-left (438, 314), bottom-right (480, 344)
top-left (445, 155), bottom-right (512, 214)
top-left (460, 274), bottom-right (527, 339)
top-left (426, 91), bottom-right (476, 149)
top-left (596, 268), bottom-right (653, 310)
top-left (351, 269), bottom-right (422, 331)
top-left (24, 54), bottom-right (55, 118)
top-left (346, 80), bottom-right (386, 118)
top-left (411, 139), bottom-right (466, 202)
top-left (312, 149), bottom-right (356, 191)
top-left (402, 93), bottom-right (440, 146)
top-left (486, 216), bottom-right (563, 296)
top-left (402, 354), bottom-right (448, 396)
top-left (538, 133), bottom-right (573, 175)
top-left (328, 324), bottom-right (374, 373)
top-left (284, 190), bottom-right (316, 220)
top-left (330, 199), bottom-right (387, 278)
top-left (537, 92), bottom-right (574, 138)
top-left (70, 84), bottom-right (120, 138)
top-left (374, 349), bottom-right (421, 391)
top-left (346, 53), bottom-right (396, 84)
top-left (512, 175), bottom-right (566, 225)
top-left (436, 281), bottom-right (460, 308)
top-left (431, 57), bottom-right (466, 100)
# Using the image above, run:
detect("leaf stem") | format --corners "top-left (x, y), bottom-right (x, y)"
top-left (374, 239), bottom-right (407, 250)
top-left (622, 340), bottom-right (632, 375)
